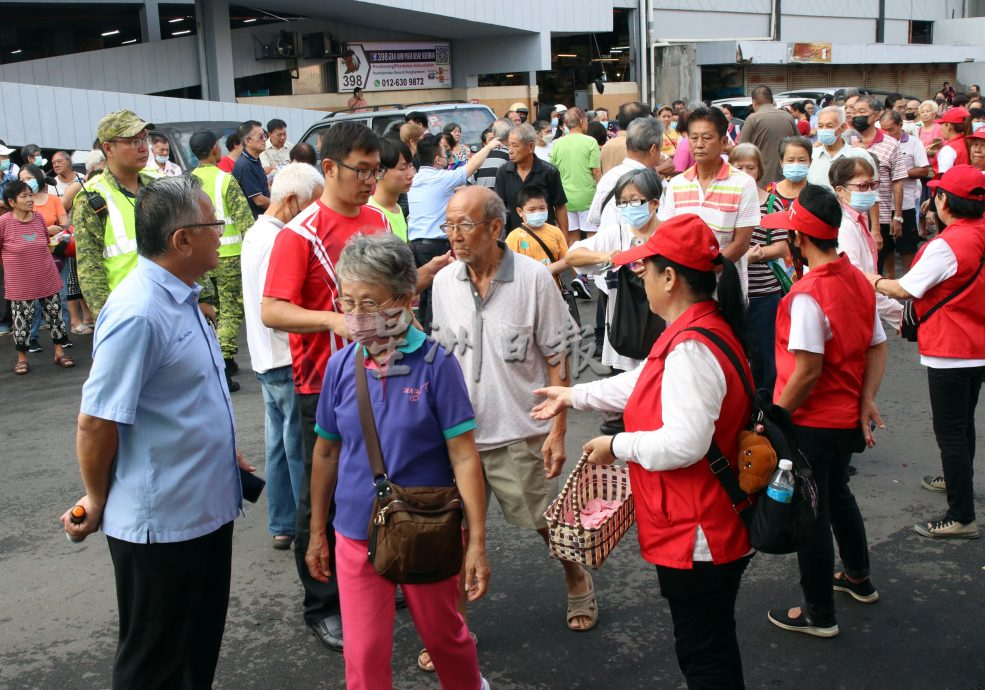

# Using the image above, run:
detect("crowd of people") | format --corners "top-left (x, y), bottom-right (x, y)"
top-left (1, 77), bottom-right (974, 690)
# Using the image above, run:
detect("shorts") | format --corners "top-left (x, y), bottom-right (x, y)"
top-left (479, 434), bottom-right (558, 530)
top-left (879, 208), bottom-right (919, 260)
top-left (566, 210), bottom-right (598, 234)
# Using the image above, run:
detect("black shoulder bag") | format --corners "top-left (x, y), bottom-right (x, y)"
top-left (900, 253), bottom-right (985, 342)
top-left (523, 227), bottom-right (582, 327)
top-left (608, 266), bottom-right (665, 361)
top-left (684, 327), bottom-right (819, 555)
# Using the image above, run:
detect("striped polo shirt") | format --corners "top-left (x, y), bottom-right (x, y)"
top-left (863, 129), bottom-right (908, 224)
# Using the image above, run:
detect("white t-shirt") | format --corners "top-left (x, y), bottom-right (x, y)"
top-left (898, 238), bottom-right (985, 369)
top-left (937, 144), bottom-right (958, 174)
top-left (896, 134), bottom-right (930, 211)
top-left (241, 215), bottom-right (293, 373)
top-left (787, 293), bottom-right (886, 353)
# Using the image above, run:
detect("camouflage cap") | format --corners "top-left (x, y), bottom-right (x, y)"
top-left (96, 110), bottom-right (154, 142)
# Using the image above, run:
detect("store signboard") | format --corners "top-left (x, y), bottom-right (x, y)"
top-left (337, 42), bottom-right (452, 92)
top-left (790, 42), bottom-right (832, 63)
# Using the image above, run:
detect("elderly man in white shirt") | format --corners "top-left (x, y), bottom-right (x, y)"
top-left (879, 110), bottom-right (932, 276)
top-left (241, 163), bottom-right (324, 550)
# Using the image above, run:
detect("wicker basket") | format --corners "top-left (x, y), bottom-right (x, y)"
top-left (544, 452), bottom-right (635, 570)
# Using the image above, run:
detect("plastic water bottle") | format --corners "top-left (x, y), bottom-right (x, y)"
top-left (766, 460), bottom-right (795, 504)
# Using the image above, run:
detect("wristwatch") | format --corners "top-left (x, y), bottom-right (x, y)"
top-left (892, 215), bottom-right (904, 222)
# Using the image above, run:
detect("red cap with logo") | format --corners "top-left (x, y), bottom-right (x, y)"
top-left (937, 107), bottom-right (970, 125)
top-left (927, 163), bottom-right (985, 201)
top-left (760, 198), bottom-right (840, 240)
top-left (612, 214), bottom-right (721, 272)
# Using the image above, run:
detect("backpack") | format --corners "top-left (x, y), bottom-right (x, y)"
top-left (685, 327), bottom-right (819, 555)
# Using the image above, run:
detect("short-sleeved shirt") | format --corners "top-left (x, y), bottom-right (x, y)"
top-left (748, 190), bottom-right (790, 298)
top-left (80, 256), bottom-right (241, 543)
top-left (263, 200), bottom-right (390, 394)
top-left (863, 130), bottom-right (908, 223)
top-left (0, 211), bottom-right (63, 300)
top-left (218, 156), bottom-right (237, 173)
top-left (407, 165), bottom-right (469, 241)
top-left (808, 142), bottom-right (878, 188)
top-left (34, 194), bottom-right (66, 227)
top-left (431, 243), bottom-right (575, 451)
top-left (599, 133), bottom-right (628, 175)
top-left (232, 150), bottom-right (270, 219)
top-left (241, 215), bottom-right (292, 374)
top-left (473, 148), bottom-right (510, 189)
top-left (260, 141), bottom-right (293, 171)
top-left (894, 132), bottom-right (930, 210)
top-left (505, 223), bottom-right (568, 286)
top-left (549, 132), bottom-right (601, 212)
top-left (494, 157), bottom-right (568, 231)
top-left (314, 328), bottom-right (477, 540)
top-left (368, 197), bottom-right (407, 242)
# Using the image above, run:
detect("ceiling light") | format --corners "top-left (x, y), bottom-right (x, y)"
top-left (168, 18), bottom-right (184, 23)
top-left (101, 29), bottom-right (120, 37)
top-left (122, 39), bottom-right (137, 45)
top-left (172, 29), bottom-right (191, 36)
top-left (556, 53), bottom-right (577, 58)
top-left (243, 18), bottom-right (257, 23)
top-left (506, 74), bottom-right (514, 77)
top-left (11, 49), bottom-right (22, 54)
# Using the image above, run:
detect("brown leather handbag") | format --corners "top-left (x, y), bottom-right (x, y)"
top-left (354, 348), bottom-right (464, 584)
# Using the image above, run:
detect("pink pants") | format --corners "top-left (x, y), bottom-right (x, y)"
top-left (335, 532), bottom-right (481, 690)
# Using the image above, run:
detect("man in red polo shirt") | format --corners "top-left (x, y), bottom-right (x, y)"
top-left (261, 121), bottom-right (391, 652)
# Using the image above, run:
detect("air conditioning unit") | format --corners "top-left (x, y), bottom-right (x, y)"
top-left (302, 32), bottom-right (352, 59)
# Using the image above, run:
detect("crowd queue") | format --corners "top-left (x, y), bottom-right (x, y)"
top-left (2, 77), bottom-right (971, 690)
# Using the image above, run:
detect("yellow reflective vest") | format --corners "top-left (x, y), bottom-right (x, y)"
top-left (192, 165), bottom-right (244, 258)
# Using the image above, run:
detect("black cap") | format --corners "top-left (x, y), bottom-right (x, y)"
top-left (189, 131), bottom-right (219, 159)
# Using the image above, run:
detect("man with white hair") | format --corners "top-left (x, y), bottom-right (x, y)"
top-left (241, 163), bottom-right (325, 551)
top-left (473, 118), bottom-right (514, 189)
top-left (808, 105), bottom-right (878, 189)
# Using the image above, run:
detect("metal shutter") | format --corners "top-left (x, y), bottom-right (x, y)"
top-left (901, 66), bottom-right (933, 101)
top-left (788, 65), bottom-right (832, 90)
top-left (865, 65), bottom-right (901, 92)
top-left (745, 65), bottom-right (788, 94)
top-left (928, 64), bottom-right (958, 95)
top-left (830, 65), bottom-right (865, 89)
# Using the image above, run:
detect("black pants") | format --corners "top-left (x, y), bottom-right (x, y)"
top-left (595, 290), bottom-right (607, 352)
top-left (409, 238), bottom-right (451, 334)
top-left (294, 392), bottom-right (341, 625)
top-left (106, 521), bottom-right (233, 690)
top-left (928, 365), bottom-right (984, 524)
top-left (656, 555), bottom-right (751, 690)
top-left (794, 425), bottom-right (870, 618)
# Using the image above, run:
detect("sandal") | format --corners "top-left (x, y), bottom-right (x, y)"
top-left (54, 354), bottom-right (75, 368)
top-left (71, 324), bottom-right (93, 335)
top-left (417, 632), bottom-right (477, 673)
top-left (14, 361), bottom-right (29, 375)
top-left (566, 572), bottom-right (598, 632)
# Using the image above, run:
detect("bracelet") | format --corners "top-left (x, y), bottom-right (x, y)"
top-left (874, 277), bottom-right (884, 292)
top-left (608, 433), bottom-right (618, 461)
top-left (893, 216), bottom-right (904, 222)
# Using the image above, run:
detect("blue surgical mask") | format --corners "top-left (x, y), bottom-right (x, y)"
top-left (155, 155), bottom-right (169, 165)
top-left (817, 128), bottom-right (838, 146)
top-left (0, 159), bottom-right (9, 172)
top-left (670, 120), bottom-right (678, 131)
top-left (524, 211), bottom-right (548, 228)
top-left (25, 178), bottom-right (39, 193)
top-left (783, 163), bottom-right (809, 182)
top-left (33, 155), bottom-right (44, 167)
top-left (849, 190), bottom-right (878, 213)
top-left (599, 120), bottom-right (609, 130)
top-left (973, 121), bottom-right (985, 133)
top-left (620, 203), bottom-right (654, 229)
top-left (551, 117), bottom-right (559, 128)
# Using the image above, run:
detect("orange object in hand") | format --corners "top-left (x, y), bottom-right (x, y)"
top-left (70, 505), bottom-right (86, 524)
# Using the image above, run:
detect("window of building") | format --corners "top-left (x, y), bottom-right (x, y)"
top-left (910, 21), bottom-right (933, 45)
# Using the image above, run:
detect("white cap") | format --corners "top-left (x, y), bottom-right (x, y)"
top-left (553, 104), bottom-right (568, 113)
top-left (0, 144), bottom-right (15, 156)
top-left (779, 459), bottom-right (793, 470)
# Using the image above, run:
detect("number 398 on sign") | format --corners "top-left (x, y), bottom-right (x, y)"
top-left (342, 74), bottom-right (363, 88)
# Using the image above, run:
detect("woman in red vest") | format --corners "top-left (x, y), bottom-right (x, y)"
top-left (761, 184), bottom-right (888, 638)
top-left (533, 214), bottom-right (753, 689)
top-left (866, 164), bottom-right (985, 539)
top-left (935, 107), bottom-right (971, 175)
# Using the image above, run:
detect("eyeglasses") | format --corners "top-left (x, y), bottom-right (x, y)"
top-left (439, 218), bottom-right (495, 234)
top-left (332, 159), bottom-right (387, 181)
top-left (246, 131), bottom-right (269, 142)
top-left (108, 136), bottom-right (149, 150)
top-left (842, 182), bottom-right (878, 192)
top-left (614, 199), bottom-right (652, 209)
top-left (335, 296), bottom-right (397, 313)
top-left (171, 220), bottom-right (226, 235)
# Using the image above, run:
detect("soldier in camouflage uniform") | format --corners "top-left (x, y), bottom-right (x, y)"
top-left (190, 131), bottom-right (255, 392)
top-left (73, 111), bottom-right (215, 319)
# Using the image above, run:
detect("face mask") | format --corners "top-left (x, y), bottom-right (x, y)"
top-left (787, 237), bottom-right (807, 267)
top-left (670, 120), bottom-right (678, 131)
top-left (599, 120), bottom-right (609, 129)
top-left (524, 211), bottom-right (548, 228)
top-left (849, 190), bottom-right (878, 213)
top-left (551, 117), bottom-right (559, 128)
top-left (851, 115), bottom-right (872, 133)
top-left (155, 155), bottom-right (169, 165)
top-left (0, 159), bottom-right (9, 172)
top-left (904, 112), bottom-right (917, 121)
top-left (620, 203), bottom-right (654, 229)
top-left (816, 128), bottom-right (838, 146)
top-left (25, 178), bottom-right (39, 193)
top-left (542, 133), bottom-right (554, 145)
top-left (343, 307), bottom-right (411, 346)
top-left (973, 121), bottom-right (985, 133)
top-left (783, 163), bottom-right (809, 182)
top-left (935, 99), bottom-right (945, 106)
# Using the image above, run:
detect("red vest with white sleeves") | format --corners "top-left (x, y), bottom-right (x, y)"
top-left (914, 218), bottom-right (985, 359)
top-left (943, 136), bottom-right (970, 168)
top-left (774, 255), bottom-right (875, 429)
top-left (623, 301), bottom-right (752, 569)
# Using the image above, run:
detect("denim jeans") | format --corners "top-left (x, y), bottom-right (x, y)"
top-left (31, 261), bottom-right (71, 341)
top-left (256, 365), bottom-right (304, 536)
top-left (746, 291), bottom-right (781, 397)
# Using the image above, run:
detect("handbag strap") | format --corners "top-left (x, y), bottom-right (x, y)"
top-left (918, 253), bottom-right (985, 325)
top-left (524, 226), bottom-right (559, 263)
top-left (354, 348), bottom-right (388, 483)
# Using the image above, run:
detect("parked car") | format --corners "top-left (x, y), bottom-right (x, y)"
top-left (709, 96), bottom-right (803, 121)
top-left (152, 121), bottom-right (241, 171)
top-left (776, 87), bottom-right (922, 106)
top-left (299, 102), bottom-right (495, 156)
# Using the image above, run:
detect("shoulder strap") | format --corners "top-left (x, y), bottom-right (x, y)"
top-left (918, 252), bottom-right (985, 325)
top-left (681, 326), bottom-right (755, 400)
top-left (524, 227), bottom-right (558, 263)
top-left (354, 348), bottom-right (388, 481)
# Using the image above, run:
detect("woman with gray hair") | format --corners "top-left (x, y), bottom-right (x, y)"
top-left (305, 232), bottom-right (491, 690)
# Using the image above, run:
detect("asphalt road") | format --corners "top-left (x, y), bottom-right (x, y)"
top-left (1, 304), bottom-right (983, 690)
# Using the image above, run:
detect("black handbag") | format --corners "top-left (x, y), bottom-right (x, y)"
top-left (608, 266), bottom-right (665, 360)
top-left (899, 254), bottom-right (984, 342)
top-left (523, 227), bottom-right (581, 327)
top-left (685, 327), bottom-right (819, 555)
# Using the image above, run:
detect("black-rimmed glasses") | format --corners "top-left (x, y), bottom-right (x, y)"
top-left (332, 159), bottom-right (387, 181)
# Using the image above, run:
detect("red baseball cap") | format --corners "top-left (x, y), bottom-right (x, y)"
top-left (927, 164), bottom-right (985, 201)
top-left (936, 107), bottom-right (970, 125)
top-left (970, 128), bottom-right (985, 142)
top-left (761, 198), bottom-right (840, 240)
top-left (612, 214), bottom-right (721, 272)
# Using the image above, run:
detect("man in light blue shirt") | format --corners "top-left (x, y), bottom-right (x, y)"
top-left (62, 175), bottom-right (252, 690)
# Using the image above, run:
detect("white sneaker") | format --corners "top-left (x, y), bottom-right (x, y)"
top-left (480, 676), bottom-right (490, 690)
top-left (921, 475), bottom-right (946, 492)
top-left (914, 517), bottom-right (979, 539)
